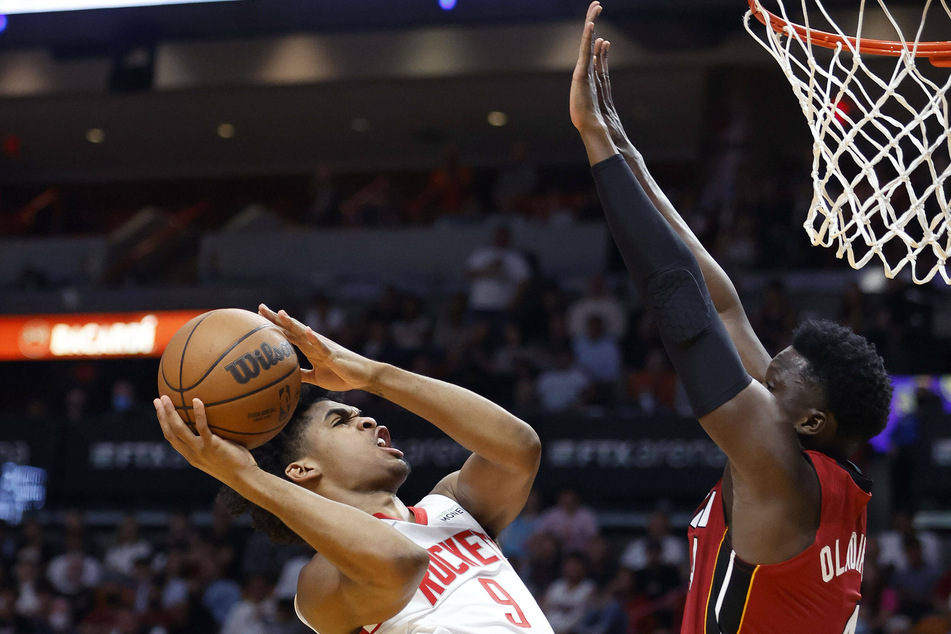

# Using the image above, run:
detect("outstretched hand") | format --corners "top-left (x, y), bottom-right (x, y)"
top-left (259, 304), bottom-right (378, 392)
top-left (570, 1), bottom-right (617, 165)
top-left (569, 2), bottom-right (606, 134)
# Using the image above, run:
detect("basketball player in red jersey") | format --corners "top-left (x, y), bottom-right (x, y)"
top-left (571, 4), bottom-right (893, 633)
top-left (154, 305), bottom-right (555, 633)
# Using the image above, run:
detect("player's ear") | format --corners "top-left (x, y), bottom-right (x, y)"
top-left (795, 409), bottom-right (834, 437)
top-left (285, 459), bottom-right (321, 484)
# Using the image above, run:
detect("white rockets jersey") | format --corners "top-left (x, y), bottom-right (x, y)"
top-left (296, 494), bottom-right (554, 634)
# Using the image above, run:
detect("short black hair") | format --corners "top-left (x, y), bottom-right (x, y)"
top-left (217, 384), bottom-right (341, 545)
top-left (791, 319), bottom-right (893, 442)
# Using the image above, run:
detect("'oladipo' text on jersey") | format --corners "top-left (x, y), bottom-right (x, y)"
top-left (682, 450), bottom-right (872, 634)
top-left (297, 494), bottom-right (554, 634)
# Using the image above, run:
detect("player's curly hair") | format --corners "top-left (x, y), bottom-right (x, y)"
top-left (217, 384), bottom-right (341, 545)
top-left (791, 319), bottom-right (893, 442)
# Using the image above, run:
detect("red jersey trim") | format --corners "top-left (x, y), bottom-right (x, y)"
top-left (372, 506), bottom-right (426, 524)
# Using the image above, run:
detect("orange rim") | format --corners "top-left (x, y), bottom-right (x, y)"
top-left (748, 0), bottom-right (951, 66)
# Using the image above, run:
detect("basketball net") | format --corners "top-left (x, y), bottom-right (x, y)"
top-left (745, 0), bottom-right (951, 284)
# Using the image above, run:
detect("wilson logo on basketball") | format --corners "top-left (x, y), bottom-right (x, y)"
top-left (223, 341), bottom-right (295, 385)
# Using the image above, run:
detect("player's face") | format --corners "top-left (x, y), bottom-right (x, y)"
top-left (763, 347), bottom-right (826, 428)
top-left (303, 400), bottom-right (409, 492)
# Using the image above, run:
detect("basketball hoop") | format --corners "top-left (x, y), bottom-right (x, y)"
top-left (745, 0), bottom-right (951, 284)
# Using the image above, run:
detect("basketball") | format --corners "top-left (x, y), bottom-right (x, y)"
top-left (157, 308), bottom-right (302, 449)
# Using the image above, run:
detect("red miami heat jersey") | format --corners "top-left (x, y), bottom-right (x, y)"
top-left (296, 494), bottom-right (554, 634)
top-left (682, 450), bottom-right (871, 634)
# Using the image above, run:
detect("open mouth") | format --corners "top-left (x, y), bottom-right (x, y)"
top-left (375, 427), bottom-right (404, 458)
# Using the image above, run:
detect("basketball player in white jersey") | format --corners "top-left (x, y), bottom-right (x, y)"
top-left (154, 304), bottom-right (555, 634)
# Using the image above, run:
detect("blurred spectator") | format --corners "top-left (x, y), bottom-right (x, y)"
top-left (17, 516), bottom-right (50, 566)
top-left (493, 142), bottom-right (538, 214)
top-left (409, 145), bottom-right (476, 223)
top-left (200, 552), bottom-right (242, 627)
top-left (0, 579), bottom-right (29, 633)
top-left (583, 535), bottom-right (620, 589)
top-left (567, 274), bottom-right (627, 340)
top-left (525, 531), bottom-right (562, 597)
top-left (465, 225), bottom-right (531, 327)
top-left (109, 380), bottom-right (137, 415)
top-left (628, 538), bottom-right (684, 633)
top-left (361, 319), bottom-right (401, 367)
top-left (390, 293), bottom-right (432, 354)
top-left (533, 489), bottom-right (599, 555)
top-left (302, 292), bottom-right (346, 339)
top-left (838, 280), bottom-right (867, 335)
top-left (130, 557), bottom-right (155, 616)
top-left (498, 489), bottom-right (544, 575)
top-left (340, 175), bottom-right (401, 227)
top-left (535, 347), bottom-right (591, 413)
top-left (103, 515), bottom-right (152, 578)
top-left (13, 555), bottom-right (43, 618)
top-left (889, 535), bottom-right (942, 623)
top-left (304, 162), bottom-right (341, 227)
top-left (0, 522), bottom-right (17, 566)
top-left (576, 578), bottom-right (628, 634)
top-left (64, 389), bottom-right (88, 424)
top-left (751, 278), bottom-right (797, 355)
top-left (572, 315), bottom-right (622, 404)
top-left (431, 292), bottom-right (471, 356)
top-left (219, 572), bottom-right (278, 634)
top-left (46, 533), bottom-right (101, 619)
top-left (878, 511), bottom-right (943, 574)
top-left (620, 509), bottom-right (688, 577)
top-left (626, 347), bottom-right (679, 414)
top-left (493, 322), bottom-right (545, 378)
top-left (541, 552), bottom-right (597, 634)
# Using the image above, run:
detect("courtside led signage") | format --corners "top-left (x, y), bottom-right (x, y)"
top-left (0, 311), bottom-right (206, 360)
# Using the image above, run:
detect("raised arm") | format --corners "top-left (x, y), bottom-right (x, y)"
top-left (154, 397), bottom-right (430, 634)
top-left (571, 3), bottom-right (818, 562)
top-left (260, 305), bottom-right (541, 539)
top-left (592, 38), bottom-right (771, 381)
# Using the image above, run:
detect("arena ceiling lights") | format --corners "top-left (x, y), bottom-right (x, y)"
top-left (0, 0), bottom-right (239, 14)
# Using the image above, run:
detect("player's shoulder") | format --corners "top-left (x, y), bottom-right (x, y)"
top-left (804, 450), bottom-right (873, 494)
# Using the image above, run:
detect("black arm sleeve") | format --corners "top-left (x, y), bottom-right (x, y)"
top-left (592, 154), bottom-right (751, 417)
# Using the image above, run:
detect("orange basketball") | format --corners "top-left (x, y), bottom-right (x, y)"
top-left (157, 308), bottom-right (301, 448)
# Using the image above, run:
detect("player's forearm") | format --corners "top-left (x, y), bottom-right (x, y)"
top-left (230, 467), bottom-right (429, 589)
top-left (616, 143), bottom-right (745, 316)
top-left (366, 363), bottom-right (541, 474)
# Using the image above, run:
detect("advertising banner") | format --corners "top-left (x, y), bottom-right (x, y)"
top-left (0, 311), bottom-right (204, 361)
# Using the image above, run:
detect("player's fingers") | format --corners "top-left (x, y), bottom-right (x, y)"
top-left (260, 304), bottom-right (305, 337)
top-left (154, 397), bottom-right (174, 440)
top-left (155, 396), bottom-right (194, 451)
top-left (601, 40), bottom-right (614, 103)
top-left (192, 399), bottom-right (212, 440)
top-left (574, 3), bottom-right (601, 76)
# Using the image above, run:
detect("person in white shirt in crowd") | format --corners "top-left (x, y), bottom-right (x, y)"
top-left (619, 509), bottom-right (688, 576)
top-left (465, 224), bottom-right (531, 325)
top-left (536, 347), bottom-right (592, 413)
top-left (567, 273), bottom-right (627, 340)
top-left (103, 514), bottom-right (153, 578)
top-left (542, 552), bottom-right (597, 634)
top-left (877, 509), bottom-right (943, 573)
